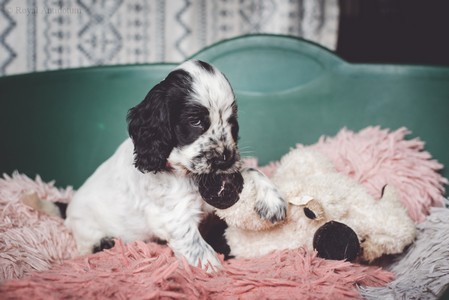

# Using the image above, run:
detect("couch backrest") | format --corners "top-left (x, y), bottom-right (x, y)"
top-left (1, 34), bottom-right (448, 188)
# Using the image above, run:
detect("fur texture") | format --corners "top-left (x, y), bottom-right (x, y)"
top-left (216, 148), bottom-right (417, 262)
top-left (1, 239), bottom-right (393, 300)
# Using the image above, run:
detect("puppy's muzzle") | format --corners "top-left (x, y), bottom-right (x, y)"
top-left (211, 148), bottom-right (237, 171)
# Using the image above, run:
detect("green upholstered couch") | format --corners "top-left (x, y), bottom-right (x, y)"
top-left (1, 34), bottom-right (448, 190)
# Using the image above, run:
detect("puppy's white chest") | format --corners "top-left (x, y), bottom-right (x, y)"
top-left (132, 173), bottom-right (204, 240)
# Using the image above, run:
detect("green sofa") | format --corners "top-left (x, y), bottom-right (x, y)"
top-left (1, 34), bottom-right (448, 190)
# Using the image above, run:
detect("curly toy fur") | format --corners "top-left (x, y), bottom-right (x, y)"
top-left (215, 148), bottom-right (417, 262)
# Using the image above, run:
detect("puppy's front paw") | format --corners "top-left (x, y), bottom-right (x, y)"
top-left (243, 168), bottom-right (287, 224)
top-left (254, 187), bottom-right (287, 223)
top-left (180, 240), bottom-right (222, 272)
top-left (197, 249), bottom-right (222, 273)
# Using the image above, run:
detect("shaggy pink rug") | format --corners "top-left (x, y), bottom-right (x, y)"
top-left (1, 126), bottom-right (447, 299)
top-left (0, 173), bottom-right (76, 281)
top-left (1, 240), bottom-right (392, 299)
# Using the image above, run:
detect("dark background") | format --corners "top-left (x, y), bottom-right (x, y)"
top-left (336, 0), bottom-right (449, 66)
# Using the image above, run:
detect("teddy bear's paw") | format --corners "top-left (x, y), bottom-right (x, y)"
top-left (254, 188), bottom-right (287, 223)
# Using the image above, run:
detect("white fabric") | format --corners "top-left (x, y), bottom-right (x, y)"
top-left (0, 0), bottom-right (339, 76)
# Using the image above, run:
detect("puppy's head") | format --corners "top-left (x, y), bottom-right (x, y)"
top-left (127, 60), bottom-right (240, 175)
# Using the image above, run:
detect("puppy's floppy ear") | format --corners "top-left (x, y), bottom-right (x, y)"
top-left (127, 83), bottom-right (174, 173)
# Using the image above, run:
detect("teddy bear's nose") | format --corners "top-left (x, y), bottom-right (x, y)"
top-left (313, 221), bottom-right (360, 262)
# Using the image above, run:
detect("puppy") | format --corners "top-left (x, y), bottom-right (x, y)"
top-left (65, 60), bottom-right (286, 270)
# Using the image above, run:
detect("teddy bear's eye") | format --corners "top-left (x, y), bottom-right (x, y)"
top-left (304, 207), bottom-right (317, 219)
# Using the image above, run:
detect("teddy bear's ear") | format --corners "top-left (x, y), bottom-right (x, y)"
top-left (313, 221), bottom-right (360, 261)
top-left (290, 197), bottom-right (325, 221)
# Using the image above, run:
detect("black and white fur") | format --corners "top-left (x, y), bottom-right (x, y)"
top-left (65, 60), bottom-right (286, 270)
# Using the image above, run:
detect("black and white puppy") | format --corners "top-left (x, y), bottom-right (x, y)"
top-left (65, 60), bottom-right (286, 270)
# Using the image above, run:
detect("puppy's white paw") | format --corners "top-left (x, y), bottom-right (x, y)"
top-left (254, 189), bottom-right (287, 223)
top-left (181, 240), bottom-right (222, 272)
top-left (247, 168), bottom-right (287, 223)
top-left (197, 249), bottom-right (222, 273)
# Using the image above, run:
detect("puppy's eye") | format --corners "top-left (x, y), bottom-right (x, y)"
top-left (190, 119), bottom-right (203, 128)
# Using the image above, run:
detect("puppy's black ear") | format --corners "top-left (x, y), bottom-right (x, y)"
top-left (127, 83), bottom-right (174, 173)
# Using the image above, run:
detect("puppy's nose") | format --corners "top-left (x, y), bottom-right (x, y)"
top-left (212, 149), bottom-right (236, 170)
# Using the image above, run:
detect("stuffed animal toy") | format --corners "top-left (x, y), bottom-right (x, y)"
top-left (200, 148), bottom-right (417, 262)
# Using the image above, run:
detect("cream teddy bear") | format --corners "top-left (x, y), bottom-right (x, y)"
top-left (206, 148), bottom-right (416, 262)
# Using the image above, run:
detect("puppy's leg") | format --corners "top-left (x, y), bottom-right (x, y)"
top-left (167, 221), bottom-right (221, 271)
top-left (93, 237), bottom-right (116, 253)
top-left (67, 220), bottom-right (110, 255)
top-left (244, 168), bottom-right (287, 223)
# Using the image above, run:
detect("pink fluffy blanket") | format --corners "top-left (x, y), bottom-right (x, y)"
top-left (1, 127), bottom-right (447, 299)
